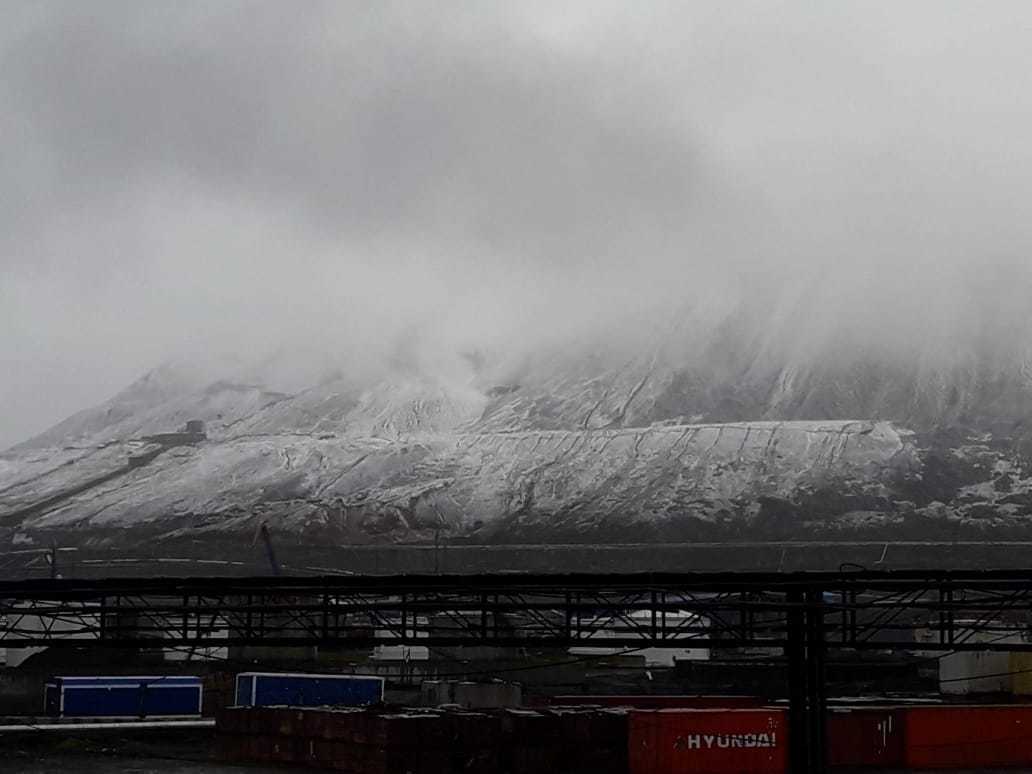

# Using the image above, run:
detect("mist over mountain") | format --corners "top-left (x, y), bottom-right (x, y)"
top-left (4, 4), bottom-right (1032, 556)
top-left (4, 284), bottom-right (1032, 552)
top-left (11, 261), bottom-right (1032, 454)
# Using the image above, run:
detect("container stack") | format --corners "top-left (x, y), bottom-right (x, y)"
top-left (214, 689), bottom-right (1032, 772)
top-left (217, 706), bottom-right (468, 773)
top-left (625, 702), bottom-right (1032, 772)
top-left (628, 708), bottom-right (787, 774)
top-left (216, 704), bottom-right (628, 774)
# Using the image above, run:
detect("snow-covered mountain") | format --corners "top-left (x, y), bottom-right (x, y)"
top-left (3, 324), bottom-right (1032, 557)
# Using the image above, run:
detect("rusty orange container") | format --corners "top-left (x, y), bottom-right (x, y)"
top-left (904, 705), bottom-right (1032, 769)
top-left (629, 708), bottom-right (787, 774)
top-left (547, 695), bottom-right (765, 709)
top-left (827, 707), bottom-right (904, 768)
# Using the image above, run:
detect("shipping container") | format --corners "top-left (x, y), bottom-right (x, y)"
top-left (234, 672), bottom-right (384, 708)
top-left (44, 675), bottom-right (202, 718)
top-left (903, 704), bottom-right (1032, 769)
top-left (629, 708), bottom-right (787, 774)
top-left (421, 679), bottom-right (523, 708)
top-left (216, 705), bottom-right (507, 773)
top-left (546, 707), bottom-right (628, 774)
top-left (1011, 652), bottom-right (1032, 695)
top-left (937, 625), bottom-right (1022, 695)
top-left (827, 706), bottom-right (904, 769)
top-left (940, 650), bottom-right (1013, 694)
top-left (544, 695), bottom-right (764, 709)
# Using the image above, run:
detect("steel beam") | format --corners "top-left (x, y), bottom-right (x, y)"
top-left (2, 570), bottom-right (1032, 653)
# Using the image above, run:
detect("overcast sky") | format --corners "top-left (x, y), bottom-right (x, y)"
top-left (3, 1), bottom-right (1032, 447)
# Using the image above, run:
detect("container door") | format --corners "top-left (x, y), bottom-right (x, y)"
top-left (235, 675), bottom-right (256, 707)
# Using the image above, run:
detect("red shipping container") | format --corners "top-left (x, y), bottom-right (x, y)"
top-left (629, 708), bottom-right (787, 774)
top-left (214, 706), bottom-right (241, 735)
top-left (268, 737), bottom-right (300, 764)
top-left (214, 734), bottom-right (244, 761)
top-left (827, 707), bottom-right (904, 769)
top-left (904, 705), bottom-right (1032, 769)
top-left (244, 735), bottom-right (274, 762)
top-left (548, 695), bottom-right (764, 709)
top-left (273, 708), bottom-right (308, 738)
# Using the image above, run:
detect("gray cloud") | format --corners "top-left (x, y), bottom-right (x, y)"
top-left (3, 1), bottom-right (1032, 446)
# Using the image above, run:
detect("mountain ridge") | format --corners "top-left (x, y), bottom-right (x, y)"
top-left (3, 332), bottom-right (1032, 553)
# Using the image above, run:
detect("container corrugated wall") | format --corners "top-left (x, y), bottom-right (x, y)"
top-left (827, 707), bottom-right (904, 769)
top-left (545, 695), bottom-right (764, 709)
top-left (216, 705), bottom-right (628, 774)
top-left (628, 708), bottom-right (786, 774)
top-left (903, 705), bottom-right (1032, 769)
top-left (939, 651), bottom-right (1011, 694)
top-left (44, 675), bottom-right (203, 718)
top-left (234, 672), bottom-right (384, 708)
top-left (1011, 653), bottom-right (1032, 695)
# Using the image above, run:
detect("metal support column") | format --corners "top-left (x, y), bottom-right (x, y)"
top-left (786, 590), bottom-right (808, 774)
top-left (786, 588), bottom-right (827, 774)
top-left (806, 588), bottom-right (827, 774)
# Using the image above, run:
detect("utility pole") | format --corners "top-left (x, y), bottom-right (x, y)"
top-left (46, 542), bottom-right (60, 579)
top-left (259, 523), bottom-right (280, 576)
top-left (434, 527), bottom-right (441, 574)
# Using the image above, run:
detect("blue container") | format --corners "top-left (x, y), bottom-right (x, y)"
top-left (44, 676), bottom-right (203, 718)
top-left (234, 672), bottom-right (384, 708)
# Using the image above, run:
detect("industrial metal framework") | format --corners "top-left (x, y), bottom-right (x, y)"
top-left (4, 570), bottom-right (1032, 651)
top-left (5, 569), bottom-right (1032, 772)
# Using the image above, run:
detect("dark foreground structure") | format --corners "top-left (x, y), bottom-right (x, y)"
top-left (12, 540), bottom-right (1032, 580)
top-left (7, 569), bottom-right (1032, 771)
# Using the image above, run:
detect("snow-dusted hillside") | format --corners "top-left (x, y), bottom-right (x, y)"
top-left (3, 339), bottom-right (1032, 552)
top-left (2, 419), bottom-right (912, 541)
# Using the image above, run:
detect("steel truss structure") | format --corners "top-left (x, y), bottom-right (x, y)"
top-left (3, 570), bottom-right (1032, 651)
top-left (6, 569), bottom-right (1032, 773)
